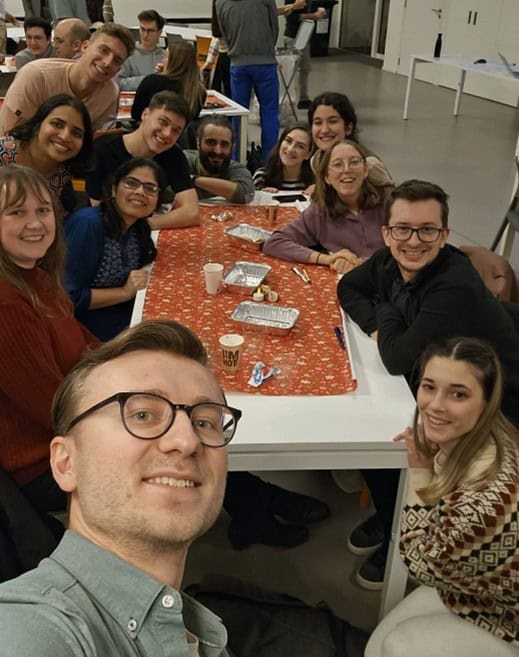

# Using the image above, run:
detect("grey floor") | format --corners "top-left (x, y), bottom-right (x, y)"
top-left (184, 50), bottom-right (519, 634)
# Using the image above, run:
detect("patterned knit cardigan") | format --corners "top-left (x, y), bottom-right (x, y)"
top-left (400, 438), bottom-right (519, 645)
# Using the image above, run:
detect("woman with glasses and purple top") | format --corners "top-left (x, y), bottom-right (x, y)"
top-left (263, 139), bottom-right (393, 274)
top-left (64, 158), bottom-right (165, 341)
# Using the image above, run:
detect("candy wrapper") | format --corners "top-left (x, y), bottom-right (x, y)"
top-left (248, 361), bottom-right (281, 388)
top-left (211, 211), bottom-right (234, 222)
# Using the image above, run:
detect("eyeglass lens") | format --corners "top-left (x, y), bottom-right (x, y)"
top-left (122, 176), bottom-right (159, 196)
top-left (122, 394), bottom-right (236, 446)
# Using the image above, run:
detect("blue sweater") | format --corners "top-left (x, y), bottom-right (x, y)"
top-left (64, 207), bottom-right (151, 342)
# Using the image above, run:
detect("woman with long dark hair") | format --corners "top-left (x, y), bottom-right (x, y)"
top-left (0, 93), bottom-right (93, 196)
top-left (64, 158), bottom-right (166, 341)
top-left (253, 123), bottom-right (313, 192)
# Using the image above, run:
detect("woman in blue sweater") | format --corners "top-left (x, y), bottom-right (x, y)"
top-left (64, 158), bottom-right (165, 341)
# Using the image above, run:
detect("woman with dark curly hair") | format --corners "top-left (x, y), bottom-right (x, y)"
top-left (0, 94), bottom-right (93, 196)
top-left (64, 158), bottom-right (165, 341)
top-left (253, 123), bottom-right (313, 192)
top-left (264, 139), bottom-right (392, 274)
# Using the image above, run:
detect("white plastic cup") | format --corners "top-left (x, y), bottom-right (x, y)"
top-left (219, 334), bottom-right (245, 372)
top-left (203, 262), bottom-right (224, 294)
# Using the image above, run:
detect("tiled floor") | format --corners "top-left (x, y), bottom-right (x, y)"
top-left (185, 49), bottom-right (519, 634)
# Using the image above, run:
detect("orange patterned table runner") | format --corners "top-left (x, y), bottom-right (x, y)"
top-left (142, 206), bottom-right (357, 395)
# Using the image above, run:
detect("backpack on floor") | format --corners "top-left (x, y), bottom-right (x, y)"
top-left (185, 574), bottom-right (369, 657)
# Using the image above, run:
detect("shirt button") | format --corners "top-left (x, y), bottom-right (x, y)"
top-left (162, 594), bottom-right (175, 608)
top-left (127, 618), bottom-right (138, 632)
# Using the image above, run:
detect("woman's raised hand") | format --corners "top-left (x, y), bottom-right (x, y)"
top-left (393, 426), bottom-right (435, 469)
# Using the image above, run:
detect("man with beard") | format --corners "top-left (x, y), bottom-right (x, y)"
top-left (184, 115), bottom-right (255, 204)
top-left (0, 319), bottom-right (237, 656)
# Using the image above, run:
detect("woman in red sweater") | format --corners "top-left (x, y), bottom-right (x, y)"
top-left (0, 165), bottom-right (98, 530)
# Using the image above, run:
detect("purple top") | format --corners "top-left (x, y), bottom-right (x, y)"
top-left (263, 198), bottom-right (387, 263)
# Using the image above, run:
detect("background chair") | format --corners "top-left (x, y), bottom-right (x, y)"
top-left (490, 155), bottom-right (519, 261)
top-left (276, 20), bottom-right (315, 122)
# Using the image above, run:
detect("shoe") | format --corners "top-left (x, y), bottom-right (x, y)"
top-left (228, 516), bottom-right (309, 550)
top-left (356, 546), bottom-right (387, 591)
top-left (297, 98), bottom-right (311, 110)
top-left (347, 514), bottom-right (384, 555)
top-left (268, 485), bottom-right (330, 525)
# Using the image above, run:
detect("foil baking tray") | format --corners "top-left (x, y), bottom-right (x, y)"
top-left (223, 262), bottom-right (271, 294)
top-left (231, 301), bottom-right (299, 334)
top-left (224, 223), bottom-right (272, 248)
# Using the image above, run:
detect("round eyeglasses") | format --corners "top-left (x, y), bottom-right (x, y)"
top-left (329, 157), bottom-right (365, 173)
top-left (386, 225), bottom-right (444, 243)
top-left (65, 392), bottom-right (242, 448)
top-left (121, 176), bottom-right (159, 196)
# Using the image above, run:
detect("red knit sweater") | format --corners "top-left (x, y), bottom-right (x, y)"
top-left (0, 268), bottom-right (99, 486)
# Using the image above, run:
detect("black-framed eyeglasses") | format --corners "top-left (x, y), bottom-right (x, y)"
top-left (66, 392), bottom-right (242, 448)
top-left (387, 225), bottom-right (444, 243)
top-left (121, 176), bottom-right (159, 196)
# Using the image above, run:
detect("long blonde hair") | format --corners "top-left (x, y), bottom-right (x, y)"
top-left (162, 37), bottom-right (205, 116)
top-left (0, 165), bottom-right (67, 309)
top-left (413, 337), bottom-right (519, 504)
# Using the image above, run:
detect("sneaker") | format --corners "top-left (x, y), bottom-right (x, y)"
top-left (356, 545), bottom-right (387, 591)
top-left (347, 514), bottom-right (384, 555)
top-left (297, 98), bottom-right (311, 110)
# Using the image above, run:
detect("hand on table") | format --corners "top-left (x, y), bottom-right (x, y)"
top-left (261, 187), bottom-right (279, 193)
top-left (124, 268), bottom-right (149, 299)
top-left (328, 248), bottom-right (363, 274)
top-left (393, 426), bottom-right (435, 469)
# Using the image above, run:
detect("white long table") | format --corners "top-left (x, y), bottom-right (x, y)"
top-left (403, 53), bottom-right (519, 120)
top-left (132, 268), bottom-right (415, 618)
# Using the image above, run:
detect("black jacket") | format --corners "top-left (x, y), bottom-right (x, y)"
top-left (337, 245), bottom-right (519, 424)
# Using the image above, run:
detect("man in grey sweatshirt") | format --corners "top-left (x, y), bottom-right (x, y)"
top-left (216, 0), bottom-right (279, 163)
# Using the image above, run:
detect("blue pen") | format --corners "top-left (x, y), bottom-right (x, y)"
top-left (334, 326), bottom-right (346, 350)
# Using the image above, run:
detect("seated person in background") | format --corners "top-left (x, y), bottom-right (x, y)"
top-left (0, 23), bottom-right (134, 134)
top-left (0, 165), bottom-right (98, 537)
top-left (308, 91), bottom-right (392, 188)
top-left (119, 9), bottom-right (166, 91)
top-left (48, 0), bottom-right (90, 25)
top-left (185, 115), bottom-right (255, 204)
top-left (253, 123), bottom-right (313, 192)
top-left (366, 338), bottom-right (519, 657)
top-left (87, 91), bottom-right (199, 230)
top-left (0, 94), bottom-right (93, 198)
top-left (263, 139), bottom-right (390, 273)
top-left (52, 18), bottom-right (90, 59)
top-left (337, 179), bottom-right (519, 591)
top-left (65, 158), bottom-right (163, 341)
top-left (0, 319), bottom-right (235, 656)
top-left (15, 17), bottom-right (55, 70)
top-left (131, 37), bottom-right (206, 125)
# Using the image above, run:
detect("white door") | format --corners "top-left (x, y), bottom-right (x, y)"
top-left (396, 0), bottom-right (451, 84)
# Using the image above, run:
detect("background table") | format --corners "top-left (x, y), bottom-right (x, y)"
top-left (131, 208), bottom-right (415, 618)
top-left (403, 53), bottom-right (519, 120)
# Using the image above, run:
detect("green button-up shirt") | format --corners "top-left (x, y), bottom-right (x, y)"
top-left (0, 530), bottom-right (229, 657)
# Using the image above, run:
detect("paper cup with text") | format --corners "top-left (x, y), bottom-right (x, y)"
top-left (203, 262), bottom-right (224, 294)
top-left (219, 334), bottom-right (245, 372)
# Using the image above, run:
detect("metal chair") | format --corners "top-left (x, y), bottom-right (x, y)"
top-left (276, 20), bottom-right (315, 121)
top-left (491, 155), bottom-right (519, 261)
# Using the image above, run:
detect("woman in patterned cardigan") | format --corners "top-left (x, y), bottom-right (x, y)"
top-left (366, 337), bottom-right (518, 657)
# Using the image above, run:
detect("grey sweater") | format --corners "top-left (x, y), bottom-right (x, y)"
top-left (216, 0), bottom-right (278, 66)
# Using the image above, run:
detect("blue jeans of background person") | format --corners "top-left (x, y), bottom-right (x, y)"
top-left (230, 63), bottom-right (279, 163)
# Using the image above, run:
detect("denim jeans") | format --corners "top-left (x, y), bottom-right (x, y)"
top-left (230, 63), bottom-right (280, 163)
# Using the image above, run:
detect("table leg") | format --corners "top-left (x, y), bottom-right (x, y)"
top-left (379, 467), bottom-right (408, 619)
top-left (239, 114), bottom-right (248, 164)
top-left (403, 56), bottom-right (417, 120)
top-left (454, 69), bottom-right (466, 116)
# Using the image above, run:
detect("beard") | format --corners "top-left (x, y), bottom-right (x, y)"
top-left (199, 150), bottom-right (231, 175)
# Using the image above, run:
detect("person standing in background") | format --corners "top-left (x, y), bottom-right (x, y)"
top-left (0, 1), bottom-right (17, 64)
top-left (280, 0), bottom-right (325, 109)
top-left (216, 0), bottom-right (279, 163)
top-left (48, 0), bottom-right (90, 25)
